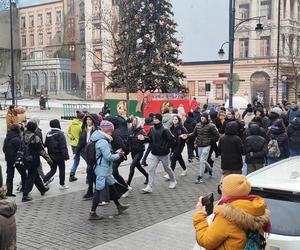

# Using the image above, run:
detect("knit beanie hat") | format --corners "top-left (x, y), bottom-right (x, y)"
top-left (222, 174), bottom-right (251, 198)
top-left (76, 110), bottom-right (85, 119)
top-left (26, 121), bottom-right (37, 133)
top-left (154, 113), bottom-right (163, 122)
top-left (272, 107), bottom-right (282, 116)
top-left (100, 120), bottom-right (114, 134)
top-left (50, 119), bottom-right (61, 129)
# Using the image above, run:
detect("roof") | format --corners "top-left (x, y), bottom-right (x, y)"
top-left (18, 0), bottom-right (62, 10)
top-left (247, 157), bottom-right (300, 193)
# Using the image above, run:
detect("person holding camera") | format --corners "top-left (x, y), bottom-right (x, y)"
top-left (193, 174), bottom-right (270, 250)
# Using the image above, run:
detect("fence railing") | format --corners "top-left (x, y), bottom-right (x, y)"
top-left (61, 104), bottom-right (91, 120)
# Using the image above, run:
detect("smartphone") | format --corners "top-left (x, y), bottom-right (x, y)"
top-left (201, 193), bottom-right (214, 215)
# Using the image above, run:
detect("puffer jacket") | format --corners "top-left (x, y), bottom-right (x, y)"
top-left (128, 127), bottom-right (146, 153)
top-left (287, 116), bottom-right (300, 150)
top-left (268, 126), bottom-right (289, 159)
top-left (193, 196), bottom-right (270, 250)
top-left (244, 125), bottom-right (267, 164)
top-left (45, 129), bottom-right (69, 161)
top-left (67, 118), bottom-right (83, 147)
top-left (3, 130), bottom-right (21, 163)
top-left (0, 200), bottom-right (17, 250)
top-left (288, 107), bottom-right (300, 123)
top-left (189, 122), bottom-right (219, 147)
top-left (184, 116), bottom-right (197, 133)
top-left (90, 130), bottom-right (120, 187)
top-left (219, 122), bottom-right (244, 171)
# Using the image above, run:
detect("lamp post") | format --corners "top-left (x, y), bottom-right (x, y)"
top-left (219, 0), bottom-right (264, 108)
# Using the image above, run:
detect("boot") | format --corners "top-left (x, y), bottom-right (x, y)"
top-left (69, 173), bottom-right (78, 182)
top-left (41, 186), bottom-right (50, 196)
top-left (22, 195), bottom-right (33, 202)
top-left (117, 204), bottom-right (130, 214)
top-left (88, 212), bottom-right (103, 220)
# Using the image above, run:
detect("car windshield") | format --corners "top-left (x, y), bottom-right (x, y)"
top-left (251, 188), bottom-right (300, 236)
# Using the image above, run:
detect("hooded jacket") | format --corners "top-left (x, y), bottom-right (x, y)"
top-left (45, 128), bottom-right (69, 161)
top-left (193, 196), bottom-right (270, 250)
top-left (288, 116), bottom-right (300, 150)
top-left (184, 116), bottom-right (197, 133)
top-left (219, 122), bottom-right (244, 171)
top-left (90, 130), bottom-right (120, 184)
top-left (0, 200), bottom-right (17, 250)
top-left (128, 118), bottom-right (146, 153)
top-left (162, 113), bottom-right (174, 129)
top-left (244, 125), bottom-right (267, 164)
top-left (3, 129), bottom-right (21, 163)
top-left (269, 126), bottom-right (289, 159)
top-left (170, 124), bottom-right (187, 152)
top-left (288, 107), bottom-right (300, 123)
top-left (67, 118), bottom-right (83, 147)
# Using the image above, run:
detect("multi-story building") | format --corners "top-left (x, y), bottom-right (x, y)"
top-left (181, 0), bottom-right (300, 107)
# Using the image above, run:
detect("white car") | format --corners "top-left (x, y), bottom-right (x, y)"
top-left (193, 157), bottom-right (300, 250)
top-left (247, 157), bottom-right (300, 250)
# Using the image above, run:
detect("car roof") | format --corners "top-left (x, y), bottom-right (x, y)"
top-left (247, 157), bottom-right (300, 193)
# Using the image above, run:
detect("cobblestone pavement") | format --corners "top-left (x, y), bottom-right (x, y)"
top-left (16, 158), bottom-right (221, 250)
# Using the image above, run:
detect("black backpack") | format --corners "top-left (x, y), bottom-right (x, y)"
top-left (14, 136), bottom-right (35, 169)
top-left (85, 140), bottom-right (102, 167)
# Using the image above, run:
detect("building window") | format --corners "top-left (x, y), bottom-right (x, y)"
top-left (239, 38), bottom-right (249, 58)
top-left (38, 13), bottom-right (43, 26)
top-left (22, 52), bottom-right (27, 60)
top-left (56, 31), bottom-right (62, 44)
top-left (290, 0), bottom-right (295, 19)
top-left (30, 34), bottom-right (34, 46)
top-left (93, 50), bottom-right (102, 69)
top-left (50, 72), bottom-right (57, 91)
top-left (239, 4), bottom-right (250, 19)
top-left (21, 16), bottom-right (26, 28)
top-left (38, 33), bottom-right (43, 46)
top-left (215, 84), bottom-right (223, 100)
top-left (68, 18), bottom-right (75, 37)
top-left (92, 27), bottom-right (101, 42)
top-left (289, 34), bottom-right (294, 56)
top-left (261, 0), bottom-right (272, 19)
top-left (24, 74), bottom-right (30, 90)
top-left (56, 10), bottom-right (62, 24)
top-left (47, 32), bottom-right (52, 45)
top-left (79, 2), bottom-right (85, 21)
top-left (297, 36), bottom-right (300, 53)
top-left (21, 35), bottom-right (26, 47)
top-left (80, 27), bottom-right (85, 43)
top-left (67, 0), bottom-right (74, 16)
top-left (282, 34), bottom-right (286, 55)
top-left (261, 36), bottom-right (271, 57)
top-left (46, 12), bottom-right (52, 25)
top-left (29, 15), bottom-right (34, 27)
top-left (198, 81), bottom-right (206, 96)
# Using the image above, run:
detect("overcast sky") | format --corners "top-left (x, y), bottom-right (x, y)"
top-left (17, 0), bottom-right (229, 62)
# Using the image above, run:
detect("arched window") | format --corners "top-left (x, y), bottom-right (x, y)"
top-left (23, 74), bottom-right (30, 91)
top-left (79, 2), bottom-right (85, 21)
top-left (50, 72), bottom-right (57, 90)
top-left (31, 72), bottom-right (38, 90)
top-left (40, 72), bottom-right (47, 90)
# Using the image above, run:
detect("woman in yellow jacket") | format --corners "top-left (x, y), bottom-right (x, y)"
top-left (193, 174), bottom-right (271, 250)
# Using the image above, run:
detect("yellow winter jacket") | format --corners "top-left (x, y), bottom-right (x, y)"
top-left (193, 197), bottom-right (270, 250)
top-left (67, 119), bottom-right (83, 147)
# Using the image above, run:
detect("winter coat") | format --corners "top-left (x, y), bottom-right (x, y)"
top-left (170, 124), bottom-right (187, 152)
top-left (243, 123), bottom-right (267, 140)
top-left (45, 129), bottom-right (69, 162)
top-left (189, 123), bottom-right (219, 147)
top-left (184, 116), bottom-right (197, 133)
top-left (268, 127), bottom-right (289, 159)
top-left (193, 196), bottom-right (270, 250)
top-left (219, 122), bottom-right (244, 171)
top-left (23, 130), bottom-right (52, 168)
top-left (244, 125), bottom-right (267, 164)
top-left (115, 115), bottom-right (129, 139)
top-left (3, 130), bottom-right (21, 163)
top-left (67, 118), bottom-right (83, 147)
top-left (243, 112), bottom-right (255, 128)
top-left (147, 124), bottom-right (175, 156)
top-left (90, 130), bottom-right (120, 190)
top-left (288, 107), bottom-right (300, 123)
top-left (128, 127), bottom-right (146, 153)
top-left (287, 116), bottom-right (300, 150)
top-left (6, 110), bottom-right (18, 131)
top-left (193, 110), bottom-right (201, 123)
top-left (162, 113), bottom-right (174, 129)
top-left (0, 200), bottom-right (17, 250)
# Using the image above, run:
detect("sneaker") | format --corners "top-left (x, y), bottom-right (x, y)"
top-left (168, 180), bottom-right (177, 189)
top-left (83, 193), bottom-right (94, 200)
top-left (122, 186), bottom-right (132, 198)
top-left (117, 204), bottom-right (130, 214)
top-left (6, 193), bottom-right (16, 197)
top-left (180, 170), bottom-right (187, 176)
top-left (69, 174), bottom-right (78, 182)
top-left (141, 161), bottom-right (148, 167)
top-left (163, 174), bottom-right (170, 181)
top-left (88, 212), bottom-right (103, 220)
top-left (59, 185), bottom-right (69, 190)
top-left (22, 195), bottom-right (33, 202)
top-left (41, 186), bottom-right (50, 196)
top-left (141, 185), bottom-right (153, 194)
top-left (195, 177), bottom-right (204, 184)
top-left (98, 201), bottom-right (109, 206)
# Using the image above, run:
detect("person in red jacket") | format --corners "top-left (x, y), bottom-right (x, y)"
top-left (190, 97), bottom-right (199, 112)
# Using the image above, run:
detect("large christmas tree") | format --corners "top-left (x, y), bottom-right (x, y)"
top-left (109, 0), bottom-right (185, 92)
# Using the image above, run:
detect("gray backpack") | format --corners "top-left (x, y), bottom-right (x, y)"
top-left (267, 139), bottom-right (281, 158)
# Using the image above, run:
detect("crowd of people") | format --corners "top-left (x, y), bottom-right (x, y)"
top-left (0, 99), bottom-right (299, 247)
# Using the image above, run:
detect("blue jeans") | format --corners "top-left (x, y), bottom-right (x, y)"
top-left (290, 149), bottom-right (300, 157)
top-left (70, 146), bottom-right (80, 174)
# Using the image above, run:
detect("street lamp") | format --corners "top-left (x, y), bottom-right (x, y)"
top-left (218, 42), bottom-right (229, 59)
top-left (220, 0), bottom-right (265, 108)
